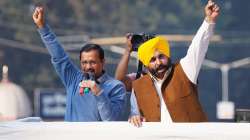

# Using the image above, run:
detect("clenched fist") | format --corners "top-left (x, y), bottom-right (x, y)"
top-left (205, 0), bottom-right (220, 23)
top-left (32, 6), bottom-right (45, 29)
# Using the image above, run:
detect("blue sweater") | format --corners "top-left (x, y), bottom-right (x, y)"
top-left (38, 25), bottom-right (126, 121)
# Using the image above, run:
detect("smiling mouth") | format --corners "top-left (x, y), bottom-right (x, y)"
top-left (158, 69), bottom-right (164, 73)
top-left (156, 66), bottom-right (166, 72)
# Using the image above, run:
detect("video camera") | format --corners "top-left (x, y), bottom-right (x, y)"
top-left (130, 33), bottom-right (155, 51)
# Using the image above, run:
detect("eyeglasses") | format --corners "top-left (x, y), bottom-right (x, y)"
top-left (81, 60), bottom-right (98, 66)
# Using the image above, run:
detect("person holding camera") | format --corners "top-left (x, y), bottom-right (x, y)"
top-left (115, 33), bottom-right (154, 120)
top-left (115, 33), bottom-right (134, 92)
top-left (115, 33), bottom-right (153, 92)
top-left (32, 7), bottom-right (126, 121)
top-left (129, 0), bottom-right (220, 127)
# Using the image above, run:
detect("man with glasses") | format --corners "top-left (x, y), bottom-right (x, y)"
top-left (129, 0), bottom-right (220, 127)
top-left (32, 7), bottom-right (126, 121)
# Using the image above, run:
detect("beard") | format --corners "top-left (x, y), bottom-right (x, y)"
top-left (148, 61), bottom-right (171, 79)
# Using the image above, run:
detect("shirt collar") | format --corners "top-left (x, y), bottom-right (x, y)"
top-left (96, 72), bottom-right (108, 84)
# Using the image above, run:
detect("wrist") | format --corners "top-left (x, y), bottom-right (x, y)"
top-left (91, 82), bottom-right (102, 96)
top-left (36, 22), bottom-right (45, 29)
top-left (93, 89), bottom-right (103, 96)
top-left (124, 49), bottom-right (132, 55)
top-left (205, 17), bottom-right (216, 24)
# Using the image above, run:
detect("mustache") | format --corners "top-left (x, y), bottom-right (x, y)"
top-left (83, 68), bottom-right (95, 73)
top-left (155, 64), bottom-right (167, 71)
top-left (149, 64), bottom-right (167, 75)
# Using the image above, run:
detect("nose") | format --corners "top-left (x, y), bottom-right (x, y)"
top-left (155, 57), bottom-right (162, 66)
top-left (82, 62), bottom-right (92, 71)
top-left (86, 63), bottom-right (93, 69)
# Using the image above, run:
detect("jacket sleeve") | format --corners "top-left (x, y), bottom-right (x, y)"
top-left (95, 82), bottom-right (126, 121)
top-left (130, 89), bottom-right (140, 116)
top-left (38, 25), bottom-right (80, 88)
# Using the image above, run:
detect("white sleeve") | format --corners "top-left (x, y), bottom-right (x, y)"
top-left (130, 89), bottom-right (140, 116)
top-left (180, 20), bottom-right (215, 84)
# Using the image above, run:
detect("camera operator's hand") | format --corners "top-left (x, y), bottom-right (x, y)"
top-left (32, 6), bottom-right (45, 29)
top-left (126, 33), bottom-right (133, 53)
top-left (115, 33), bottom-right (134, 91)
top-left (81, 80), bottom-right (102, 96)
top-left (205, 0), bottom-right (220, 23)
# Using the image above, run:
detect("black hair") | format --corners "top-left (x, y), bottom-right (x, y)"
top-left (79, 44), bottom-right (104, 60)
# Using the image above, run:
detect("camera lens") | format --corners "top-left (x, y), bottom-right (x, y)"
top-left (131, 35), bottom-right (144, 45)
top-left (130, 33), bottom-right (155, 52)
top-left (131, 35), bottom-right (144, 51)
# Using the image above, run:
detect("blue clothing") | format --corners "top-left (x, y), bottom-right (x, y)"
top-left (120, 92), bottom-right (131, 121)
top-left (38, 25), bottom-right (126, 121)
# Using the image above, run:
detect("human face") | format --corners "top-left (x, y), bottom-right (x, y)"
top-left (80, 50), bottom-right (104, 78)
top-left (147, 50), bottom-right (170, 79)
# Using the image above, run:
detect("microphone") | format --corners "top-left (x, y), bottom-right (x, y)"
top-left (79, 72), bottom-right (95, 96)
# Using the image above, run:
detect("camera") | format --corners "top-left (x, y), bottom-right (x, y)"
top-left (130, 33), bottom-right (155, 51)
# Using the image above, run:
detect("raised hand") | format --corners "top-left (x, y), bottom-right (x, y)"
top-left (32, 6), bottom-right (45, 28)
top-left (126, 33), bottom-right (133, 53)
top-left (205, 0), bottom-right (220, 23)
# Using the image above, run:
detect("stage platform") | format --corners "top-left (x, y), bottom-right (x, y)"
top-left (1, 121), bottom-right (250, 140)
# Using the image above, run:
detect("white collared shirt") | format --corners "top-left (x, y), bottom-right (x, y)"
top-left (154, 79), bottom-right (173, 123)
